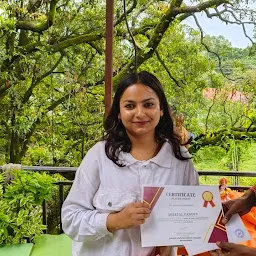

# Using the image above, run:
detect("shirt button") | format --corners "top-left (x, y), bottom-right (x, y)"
top-left (108, 202), bottom-right (112, 207)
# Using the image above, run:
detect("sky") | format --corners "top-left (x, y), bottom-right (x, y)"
top-left (184, 13), bottom-right (255, 49)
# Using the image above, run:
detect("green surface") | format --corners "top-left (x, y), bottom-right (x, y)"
top-left (31, 234), bottom-right (72, 256)
top-left (0, 243), bottom-right (33, 256)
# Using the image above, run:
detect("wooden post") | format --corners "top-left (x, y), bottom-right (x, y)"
top-left (104, 0), bottom-right (114, 118)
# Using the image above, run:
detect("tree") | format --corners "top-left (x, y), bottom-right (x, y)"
top-left (0, 0), bottom-right (255, 164)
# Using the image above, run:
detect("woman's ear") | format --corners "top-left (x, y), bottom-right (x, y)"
top-left (160, 110), bottom-right (163, 117)
top-left (118, 113), bottom-right (121, 120)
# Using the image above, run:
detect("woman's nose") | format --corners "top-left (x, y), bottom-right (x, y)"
top-left (135, 106), bottom-right (145, 117)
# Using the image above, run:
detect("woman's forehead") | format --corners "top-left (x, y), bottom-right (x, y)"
top-left (121, 83), bottom-right (158, 99)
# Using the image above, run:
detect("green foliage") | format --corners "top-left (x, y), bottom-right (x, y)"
top-left (0, 0), bottom-right (255, 167)
top-left (194, 146), bottom-right (227, 171)
top-left (0, 170), bottom-right (55, 244)
top-left (195, 140), bottom-right (256, 186)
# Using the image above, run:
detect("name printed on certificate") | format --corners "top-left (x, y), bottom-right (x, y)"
top-left (141, 185), bottom-right (227, 247)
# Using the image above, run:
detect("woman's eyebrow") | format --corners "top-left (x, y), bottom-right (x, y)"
top-left (142, 98), bottom-right (155, 102)
top-left (122, 98), bottom-right (155, 103)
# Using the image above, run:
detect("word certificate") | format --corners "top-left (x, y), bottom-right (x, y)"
top-left (141, 185), bottom-right (249, 248)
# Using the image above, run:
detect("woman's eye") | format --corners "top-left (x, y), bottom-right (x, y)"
top-left (125, 104), bottom-right (134, 109)
top-left (145, 102), bottom-right (154, 108)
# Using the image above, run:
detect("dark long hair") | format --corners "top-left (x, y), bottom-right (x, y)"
top-left (103, 71), bottom-right (189, 166)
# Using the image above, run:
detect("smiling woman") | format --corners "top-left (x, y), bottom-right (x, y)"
top-left (61, 71), bottom-right (199, 256)
top-left (104, 71), bottom-right (191, 166)
top-left (118, 83), bottom-right (163, 152)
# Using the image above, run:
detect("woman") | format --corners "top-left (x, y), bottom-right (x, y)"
top-left (62, 71), bottom-right (199, 256)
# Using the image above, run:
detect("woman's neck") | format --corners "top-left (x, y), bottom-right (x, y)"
top-left (129, 136), bottom-right (161, 161)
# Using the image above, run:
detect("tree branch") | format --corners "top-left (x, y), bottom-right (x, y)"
top-left (174, 0), bottom-right (229, 14)
top-left (20, 85), bottom-right (83, 159)
top-left (190, 129), bottom-right (256, 154)
top-left (22, 52), bottom-right (65, 104)
top-left (113, 1), bottom-right (183, 87)
top-left (0, 33), bottom-right (103, 88)
top-left (205, 88), bottom-right (218, 132)
top-left (204, 6), bottom-right (255, 45)
top-left (192, 13), bottom-right (237, 81)
top-left (115, 0), bottom-right (137, 26)
top-left (113, 0), bottom-right (230, 87)
top-left (16, 0), bottom-right (59, 33)
top-left (155, 50), bottom-right (183, 88)
top-left (222, 94), bottom-right (233, 125)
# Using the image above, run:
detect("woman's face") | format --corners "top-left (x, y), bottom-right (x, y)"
top-left (118, 83), bottom-right (163, 139)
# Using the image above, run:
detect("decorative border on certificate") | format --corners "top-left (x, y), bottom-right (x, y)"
top-left (143, 187), bottom-right (164, 210)
top-left (208, 210), bottom-right (228, 242)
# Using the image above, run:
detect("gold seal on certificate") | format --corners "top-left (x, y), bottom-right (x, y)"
top-left (202, 191), bottom-right (215, 208)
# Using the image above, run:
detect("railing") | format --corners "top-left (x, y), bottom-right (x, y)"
top-left (1, 166), bottom-right (256, 234)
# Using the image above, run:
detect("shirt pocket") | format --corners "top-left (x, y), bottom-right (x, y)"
top-left (93, 188), bottom-right (138, 212)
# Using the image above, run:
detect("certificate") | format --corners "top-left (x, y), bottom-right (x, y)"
top-left (140, 185), bottom-right (248, 247)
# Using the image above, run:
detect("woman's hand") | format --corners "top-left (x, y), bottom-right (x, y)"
top-left (107, 202), bottom-right (151, 232)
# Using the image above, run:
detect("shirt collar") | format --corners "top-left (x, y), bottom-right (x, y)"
top-left (119, 142), bottom-right (172, 168)
top-left (150, 142), bottom-right (172, 168)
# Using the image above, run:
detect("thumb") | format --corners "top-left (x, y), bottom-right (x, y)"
top-left (222, 207), bottom-right (235, 224)
top-left (216, 241), bottom-right (235, 251)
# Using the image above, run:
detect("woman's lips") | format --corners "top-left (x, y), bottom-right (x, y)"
top-left (133, 121), bottom-right (149, 125)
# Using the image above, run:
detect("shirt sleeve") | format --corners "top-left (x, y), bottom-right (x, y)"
top-left (186, 159), bottom-right (199, 186)
top-left (184, 158), bottom-right (199, 185)
top-left (61, 143), bottom-right (112, 242)
top-left (180, 146), bottom-right (199, 186)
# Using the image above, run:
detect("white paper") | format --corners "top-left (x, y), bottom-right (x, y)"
top-left (226, 214), bottom-right (251, 243)
top-left (141, 185), bottom-right (225, 247)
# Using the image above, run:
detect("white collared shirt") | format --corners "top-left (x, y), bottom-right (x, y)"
top-left (61, 141), bottom-right (199, 256)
